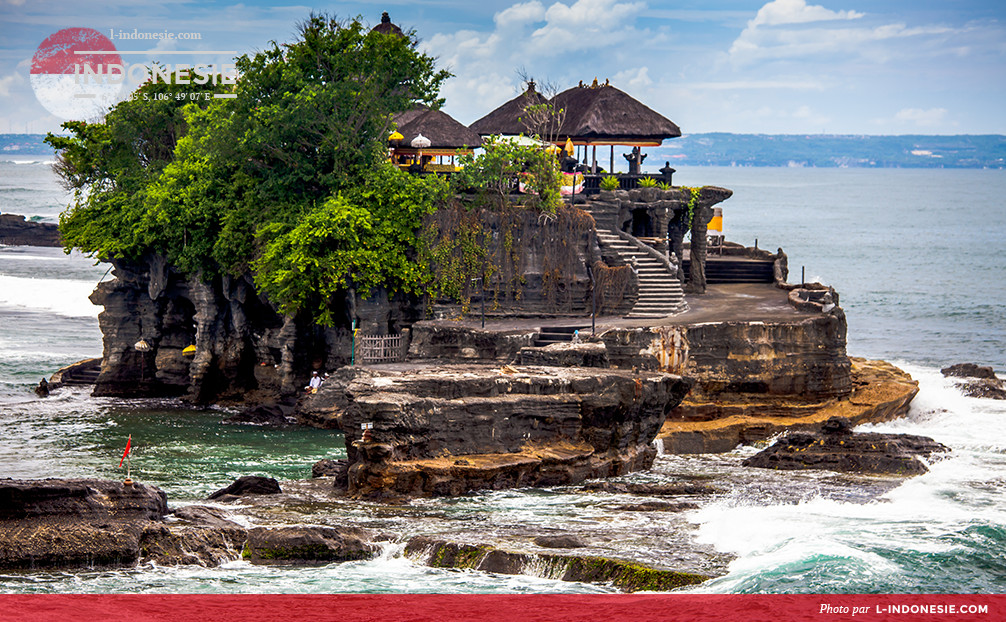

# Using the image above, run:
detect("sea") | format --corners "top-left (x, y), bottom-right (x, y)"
top-left (1, 158), bottom-right (1004, 594)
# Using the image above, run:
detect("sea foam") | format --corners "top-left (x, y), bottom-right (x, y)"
top-left (0, 274), bottom-right (100, 317)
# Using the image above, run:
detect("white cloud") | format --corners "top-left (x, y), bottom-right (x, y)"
top-left (0, 73), bottom-right (24, 98)
top-left (613, 66), bottom-right (652, 88)
top-left (687, 79), bottom-right (826, 90)
top-left (425, 0), bottom-right (653, 124)
top-left (729, 19), bottom-right (954, 65)
top-left (749, 0), bottom-right (863, 28)
top-left (531, 0), bottom-right (646, 51)
top-left (894, 107), bottom-right (948, 127)
top-left (495, 1), bottom-right (546, 28)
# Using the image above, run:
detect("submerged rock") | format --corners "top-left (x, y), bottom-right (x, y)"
top-left (404, 536), bottom-right (709, 592)
top-left (207, 476), bottom-right (282, 500)
top-left (941, 363), bottom-right (1006, 400)
top-left (244, 526), bottom-right (377, 565)
top-left (742, 417), bottom-right (949, 476)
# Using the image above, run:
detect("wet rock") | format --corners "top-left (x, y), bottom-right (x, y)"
top-left (140, 522), bottom-right (246, 567)
top-left (171, 505), bottom-right (244, 529)
top-left (312, 459), bottom-right (349, 489)
top-left (742, 417), bottom-right (950, 476)
top-left (343, 365), bottom-right (693, 498)
top-left (581, 482), bottom-right (718, 496)
top-left (613, 501), bottom-right (699, 512)
top-left (533, 535), bottom-right (587, 549)
top-left (223, 403), bottom-right (293, 426)
top-left (0, 213), bottom-right (60, 246)
top-left (0, 478), bottom-right (168, 570)
top-left (941, 363), bottom-right (1006, 400)
top-left (34, 378), bottom-right (49, 398)
top-left (244, 526), bottom-right (377, 565)
top-left (404, 536), bottom-right (709, 592)
top-left (0, 478), bottom-right (168, 522)
top-left (207, 476), bottom-right (281, 500)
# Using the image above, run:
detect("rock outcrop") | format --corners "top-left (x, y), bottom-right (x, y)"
top-left (340, 365), bottom-right (693, 498)
top-left (742, 417), bottom-right (950, 476)
top-left (243, 526), bottom-right (377, 565)
top-left (0, 213), bottom-right (60, 246)
top-left (658, 358), bottom-right (918, 454)
top-left (0, 478), bottom-right (167, 570)
top-left (404, 536), bottom-right (709, 592)
top-left (207, 475), bottom-right (282, 500)
top-left (941, 363), bottom-right (1006, 400)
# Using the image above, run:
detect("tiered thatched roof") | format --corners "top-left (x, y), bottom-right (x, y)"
top-left (392, 105), bottom-right (482, 155)
top-left (371, 12), bottom-right (405, 37)
top-left (470, 79), bottom-right (680, 147)
top-left (553, 81), bottom-right (681, 146)
top-left (469, 82), bottom-right (550, 137)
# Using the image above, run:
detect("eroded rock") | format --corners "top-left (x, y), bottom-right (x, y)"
top-left (941, 363), bottom-right (1006, 400)
top-left (207, 476), bottom-right (281, 500)
top-left (742, 417), bottom-right (949, 476)
top-left (244, 526), bottom-right (377, 565)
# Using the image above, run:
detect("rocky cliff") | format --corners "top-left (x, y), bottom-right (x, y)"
top-left (340, 364), bottom-right (693, 497)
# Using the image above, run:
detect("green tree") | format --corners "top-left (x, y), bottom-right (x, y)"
top-left (49, 14), bottom-right (452, 325)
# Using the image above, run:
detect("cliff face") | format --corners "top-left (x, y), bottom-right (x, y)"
top-left (341, 365), bottom-right (693, 497)
top-left (87, 206), bottom-right (620, 402)
top-left (595, 311), bottom-right (851, 402)
top-left (90, 258), bottom-right (364, 401)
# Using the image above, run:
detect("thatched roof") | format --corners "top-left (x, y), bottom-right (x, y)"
top-left (392, 105), bottom-right (482, 152)
top-left (553, 81), bottom-right (681, 145)
top-left (371, 12), bottom-right (405, 37)
top-left (469, 82), bottom-right (550, 136)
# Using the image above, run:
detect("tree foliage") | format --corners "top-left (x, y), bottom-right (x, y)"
top-left (48, 14), bottom-right (452, 325)
top-left (455, 135), bottom-right (563, 213)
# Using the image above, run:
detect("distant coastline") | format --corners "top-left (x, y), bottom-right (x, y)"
top-left (3, 132), bottom-right (1005, 169)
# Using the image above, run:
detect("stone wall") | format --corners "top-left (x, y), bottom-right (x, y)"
top-left (596, 312), bottom-right (851, 402)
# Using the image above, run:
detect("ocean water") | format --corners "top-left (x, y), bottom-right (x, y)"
top-left (1, 159), bottom-right (1004, 594)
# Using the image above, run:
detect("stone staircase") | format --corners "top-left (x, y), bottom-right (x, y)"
top-left (593, 230), bottom-right (686, 319)
top-left (534, 325), bottom-right (590, 347)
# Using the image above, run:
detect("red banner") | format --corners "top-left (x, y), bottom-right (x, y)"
top-left (0, 594), bottom-right (1000, 622)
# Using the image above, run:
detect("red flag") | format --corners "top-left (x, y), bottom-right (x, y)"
top-left (119, 435), bottom-right (131, 467)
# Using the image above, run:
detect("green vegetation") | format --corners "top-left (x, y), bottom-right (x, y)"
top-left (637, 176), bottom-right (657, 188)
top-left (455, 135), bottom-right (562, 213)
top-left (599, 174), bottom-right (619, 191)
top-left (47, 14), bottom-right (450, 325)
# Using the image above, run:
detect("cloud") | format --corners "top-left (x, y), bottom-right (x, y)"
top-left (495, 1), bottom-right (546, 28)
top-left (0, 73), bottom-right (24, 97)
top-left (687, 79), bottom-right (826, 90)
top-left (424, 0), bottom-right (652, 124)
top-left (748, 0), bottom-right (862, 28)
top-left (729, 18), bottom-right (953, 65)
top-left (613, 66), bottom-right (652, 88)
top-left (894, 107), bottom-right (948, 128)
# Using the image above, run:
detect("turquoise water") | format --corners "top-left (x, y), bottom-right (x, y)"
top-left (1, 160), bottom-right (1005, 593)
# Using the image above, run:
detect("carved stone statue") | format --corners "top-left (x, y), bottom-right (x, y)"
top-left (623, 146), bottom-right (646, 175)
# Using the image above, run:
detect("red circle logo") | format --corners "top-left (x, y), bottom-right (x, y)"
top-left (30, 27), bottom-right (124, 120)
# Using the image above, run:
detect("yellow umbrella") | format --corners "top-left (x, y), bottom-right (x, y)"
top-left (182, 345), bottom-right (196, 357)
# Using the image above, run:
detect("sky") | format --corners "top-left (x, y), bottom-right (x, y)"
top-left (1, 0), bottom-right (1004, 136)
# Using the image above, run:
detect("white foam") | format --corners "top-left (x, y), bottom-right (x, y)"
top-left (686, 367), bottom-right (1006, 592)
top-left (0, 274), bottom-right (100, 317)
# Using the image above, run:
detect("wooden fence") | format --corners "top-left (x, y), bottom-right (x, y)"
top-left (356, 333), bottom-right (407, 363)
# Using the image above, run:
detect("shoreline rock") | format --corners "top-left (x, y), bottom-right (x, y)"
top-left (0, 213), bottom-right (60, 247)
top-left (742, 416), bottom-right (950, 476)
top-left (658, 358), bottom-right (919, 454)
top-left (404, 536), bottom-right (709, 592)
top-left (341, 364), bottom-right (693, 498)
top-left (941, 363), bottom-right (1006, 400)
